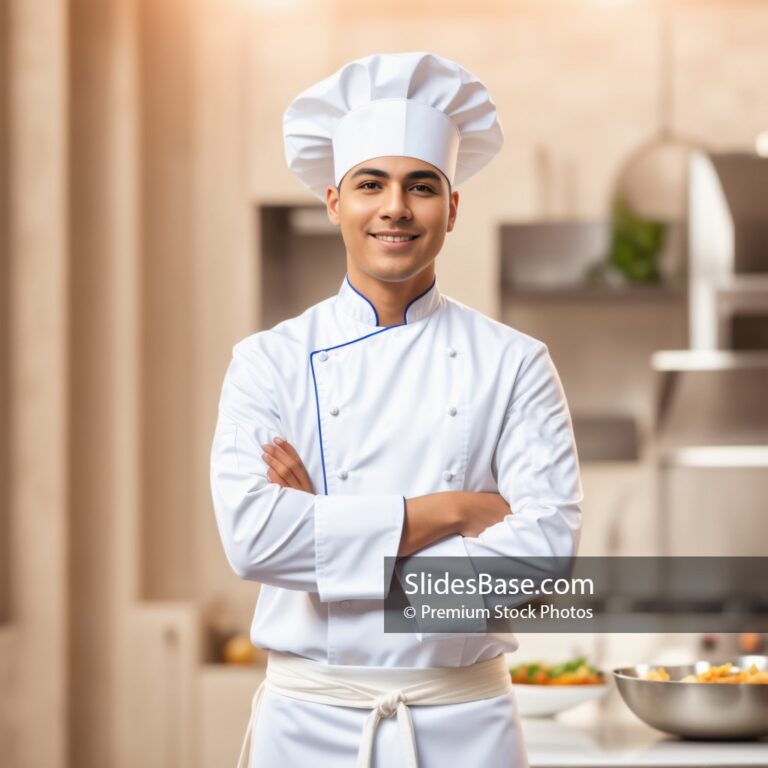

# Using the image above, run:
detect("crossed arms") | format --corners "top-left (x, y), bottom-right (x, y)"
top-left (261, 436), bottom-right (511, 557)
top-left (210, 340), bottom-right (581, 602)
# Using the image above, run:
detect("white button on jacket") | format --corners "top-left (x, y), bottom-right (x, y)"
top-left (210, 277), bottom-right (582, 668)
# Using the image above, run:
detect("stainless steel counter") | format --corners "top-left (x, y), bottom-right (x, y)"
top-left (523, 690), bottom-right (768, 767)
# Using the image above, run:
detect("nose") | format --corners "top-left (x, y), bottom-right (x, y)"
top-left (378, 184), bottom-right (411, 221)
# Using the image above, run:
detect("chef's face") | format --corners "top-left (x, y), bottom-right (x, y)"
top-left (326, 156), bottom-right (459, 288)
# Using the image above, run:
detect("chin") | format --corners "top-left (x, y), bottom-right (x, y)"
top-left (368, 265), bottom-right (424, 283)
top-left (366, 256), bottom-right (432, 281)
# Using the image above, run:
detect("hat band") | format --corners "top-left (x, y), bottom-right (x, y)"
top-left (332, 99), bottom-right (461, 187)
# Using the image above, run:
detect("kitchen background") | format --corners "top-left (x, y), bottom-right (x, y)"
top-left (1, 0), bottom-right (767, 766)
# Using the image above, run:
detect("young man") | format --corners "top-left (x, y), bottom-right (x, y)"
top-left (211, 52), bottom-right (582, 768)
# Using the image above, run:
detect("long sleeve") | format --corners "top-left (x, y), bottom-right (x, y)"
top-left (397, 342), bottom-right (581, 637)
top-left (402, 342), bottom-right (581, 563)
top-left (466, 341), bottom-right (582, 559)
top-left (210, 339), bottom-right (404, 602)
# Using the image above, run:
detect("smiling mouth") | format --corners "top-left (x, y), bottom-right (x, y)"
top-left (370, 234), bottom-right (419, 242)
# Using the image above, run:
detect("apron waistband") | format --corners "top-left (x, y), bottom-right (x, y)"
top-left (237, 652), bottom-right (513, 768)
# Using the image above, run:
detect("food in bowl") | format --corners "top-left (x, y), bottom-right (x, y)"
top-left (613, 656), bottom-right (768, 739)
top-left (510, 657), bottom-right (605, 685)
top-left (510, 658), bottom-right (610, 717)
top-left (642, 661), bottom-right (768, 684)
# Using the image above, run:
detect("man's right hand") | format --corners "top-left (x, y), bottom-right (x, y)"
top-left (450, 492), bottom-right (512, 537)
top-left (399, 491), bottom-right (511, 557)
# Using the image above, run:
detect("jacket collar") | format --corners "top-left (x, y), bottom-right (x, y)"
top-left (336, 275), bottom-right (441, 327)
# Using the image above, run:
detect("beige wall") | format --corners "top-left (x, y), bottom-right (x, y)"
top-left (2, 1), bottom-right (768, 766)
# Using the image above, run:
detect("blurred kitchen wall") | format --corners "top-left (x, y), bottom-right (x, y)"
top-left (2, 1), bottom-right (768, 766)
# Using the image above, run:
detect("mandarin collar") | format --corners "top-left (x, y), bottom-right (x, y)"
top-left (336, 275), bottom-right (442, 327)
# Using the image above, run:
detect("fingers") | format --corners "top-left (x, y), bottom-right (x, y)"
top-left (262, 443), bottom-right (303, 489)
top-left (266, 467), bottom-right (289, 488)
top-left (261, 437), bottom-right (314, 493)
top-left (273, 437), bottom-right (314, 492)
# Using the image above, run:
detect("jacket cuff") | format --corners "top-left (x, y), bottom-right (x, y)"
top-left (315, 495), bottom-right (404, 602)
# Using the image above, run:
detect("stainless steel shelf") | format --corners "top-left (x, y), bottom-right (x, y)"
top-left (652, 349), bottom-right (768, 372)
top-left (659, 445), bottom-right (768, 468)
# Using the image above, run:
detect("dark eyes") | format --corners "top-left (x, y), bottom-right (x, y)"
top-left (357, 181), bottom-right (436, 194)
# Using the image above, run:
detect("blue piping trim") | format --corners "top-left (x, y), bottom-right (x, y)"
top-left (345, 275), bottom-right (379, 326)
top-left (309, 353), bottom-right (328, 495)
top-left (323, 325), bottom-right (395, 353)
top-left (402, 277), bottom-right (436, 325)
top-left (310, 325), bottom-right (398, 496)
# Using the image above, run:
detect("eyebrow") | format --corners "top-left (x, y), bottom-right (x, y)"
top-left (349, 167), bottom-right (444, 185)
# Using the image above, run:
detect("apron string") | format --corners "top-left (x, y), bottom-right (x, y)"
top-left (236, 680), bottom-right (267, 768)
top-left (356, 690), bottom-right (419, 768)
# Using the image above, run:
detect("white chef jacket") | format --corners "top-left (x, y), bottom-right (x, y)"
top-left (211, 276), bottom-right (582, 766)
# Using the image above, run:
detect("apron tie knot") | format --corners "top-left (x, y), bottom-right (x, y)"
top-left (375, 689), bottom-right (407, 718)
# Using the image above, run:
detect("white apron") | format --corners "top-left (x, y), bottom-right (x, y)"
top-left (240, 652), bottom-right (526, 768)
top-left (211, 277), bottom-right (582, 764)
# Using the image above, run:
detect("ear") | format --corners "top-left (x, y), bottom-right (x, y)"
top-left (446, 190), bottom-right (459, 233)
top-left (326, 185), bottom-right (341, 226)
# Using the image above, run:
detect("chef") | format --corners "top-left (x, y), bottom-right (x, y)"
top-left (210, 52), bottom-right (582, 768)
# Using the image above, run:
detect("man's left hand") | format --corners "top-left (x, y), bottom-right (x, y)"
top-left (261, 437), bottom-right (315, 493)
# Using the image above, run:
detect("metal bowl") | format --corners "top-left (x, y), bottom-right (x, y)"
top-left (613, 656), bottom-right (768, 740)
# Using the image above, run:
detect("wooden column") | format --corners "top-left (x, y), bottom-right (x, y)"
top-left (68, 0), bottom-right (141, 765)
top-left (5, 0), bottom-right (69, 766)
top-left (1, 0), bottom-right (12, 630)
top-left (191, 0), bottom-right (256, 617)
top-left (138, 0), bottom-right (196, 602)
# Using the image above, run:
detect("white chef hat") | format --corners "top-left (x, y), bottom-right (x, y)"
top-left (283, 52), bottom-right (504, 199)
